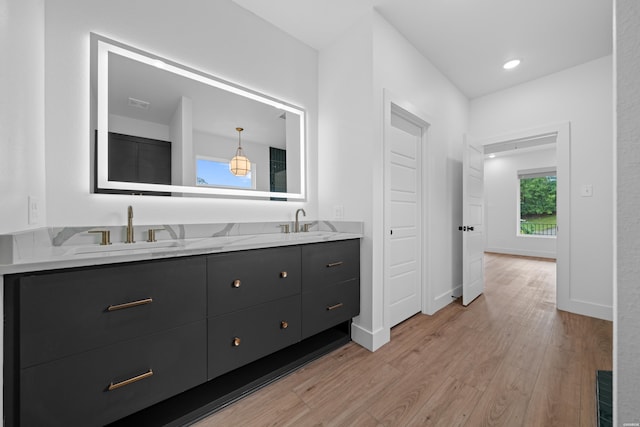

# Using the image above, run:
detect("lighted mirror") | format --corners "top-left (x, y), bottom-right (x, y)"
top-left (91, 34), bottom-right (306, 200)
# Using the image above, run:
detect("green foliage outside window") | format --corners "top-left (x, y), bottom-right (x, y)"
top-left (520, 176), bottom-right (556, 216)
top-left (520, 176), bottom-right (557, 235)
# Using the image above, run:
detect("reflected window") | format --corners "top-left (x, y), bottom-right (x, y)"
top-left (196, 157), bottom-right (256, 189)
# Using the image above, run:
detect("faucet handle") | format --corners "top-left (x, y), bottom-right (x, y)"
top-left (302, 223), bottom-right (311, 233)
top-left (146, 228), bottom-right (163, 242)
top-left (88, 230), bottom-right (112, 246)
top-left (279, 224), bottom-right (290, 234)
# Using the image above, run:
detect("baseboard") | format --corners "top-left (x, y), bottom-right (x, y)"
top-left (485, 247), bottom-right (556, 259)
top-left (557, 298), bottom-right (613, 321)
top-left (425, 286), bottom-right (461, 315)
top-left (351, 322), bottom-right (390, 352)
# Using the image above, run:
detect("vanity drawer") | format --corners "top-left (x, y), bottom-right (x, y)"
top-left (208, 246), bottom-right (301, 316)
top-left (19, 257), bottom-right (206, 368)
top-left (20, 320), bottom-right (207, 427)
top-left (302, 239), bottom-right (360, 293)
top-left (302, 279), bottom-right (360, 339)
top-left (208, 295), bottom-right (301, 380)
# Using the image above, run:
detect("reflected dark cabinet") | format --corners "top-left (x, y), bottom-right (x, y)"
top-left (109, 132), bottom-right (171, 185)
top-left (96, 132), bottom-right (171, 195)
top-left (3, 239), bottom-right (360, 426)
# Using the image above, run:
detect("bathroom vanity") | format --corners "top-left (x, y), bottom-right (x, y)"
top-left (1, 223), bottom-right (361, 426)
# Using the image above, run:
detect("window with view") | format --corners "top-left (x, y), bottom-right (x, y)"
top-left (518, 168), bottom-right (557, 237)
top-left (196, 157), bottom-right (256, 189)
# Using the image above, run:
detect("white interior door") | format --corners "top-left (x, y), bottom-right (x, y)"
top-left (386, 108), bottom-right (422, 327)
top-left (462, 135), bottom-right (485, 306)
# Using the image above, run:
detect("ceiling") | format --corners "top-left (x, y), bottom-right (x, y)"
top-left (108, 52), bottom-right (287, 147)
top-left (232, 0), bottom-right (612, 99)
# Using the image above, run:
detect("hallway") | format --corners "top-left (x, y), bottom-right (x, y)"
top-left (195, 253), bottom-right (612, 426)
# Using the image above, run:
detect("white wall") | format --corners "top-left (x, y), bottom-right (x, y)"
top-left (109, 114), bottom-right (171, 141)
top-left (615, 0), bottom-right (640, 423)
top-left (43, 0), bottom-right (318, 228)
top-left (484, 147), bottom-right (557, 258)
top-left (470, 56), bottom-right (613, 321)
top-left (318, 11), bottom-right (468, 350)
top-left (0, 0), bottom-right (46, 233)
top-left (372, 13), bottom-right (468, 320)
top-left (318, 15), bottom-right (377, 347)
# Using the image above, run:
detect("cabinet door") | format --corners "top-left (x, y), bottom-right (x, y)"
top-left (208, 246), bottom-right (301, 316)
top-left (19, 257), bottom-right (206, 368)
top-left (108, 133), bottom-right (138, 182)
top-left (208, 295), bottom-right (301, 380)
top-left (20, 321), bottom-right (206, 427)
top-left (137, 138), bottom-right (171, 185)
top-left (302, 239), bottom-right (360, 293)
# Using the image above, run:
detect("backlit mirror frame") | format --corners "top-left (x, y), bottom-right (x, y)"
top-left (93, 34), bottom-right (306, 199)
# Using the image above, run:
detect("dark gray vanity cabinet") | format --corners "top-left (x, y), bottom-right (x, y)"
top-left (21, 321), bottom-right (206, 427)
top-left (301, 239), bottom-right (361, 338)
top-left (4, 239), bottom-right (360, 426)
top-left (6, 257), bottom-right (208, 427)
top-left (207, 246), bottom-right (302, 380)
top-left (19, 257), bottom-right (207, 368)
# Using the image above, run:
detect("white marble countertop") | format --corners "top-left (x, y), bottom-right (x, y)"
top-left (0, 221), bottom-right (363, 275)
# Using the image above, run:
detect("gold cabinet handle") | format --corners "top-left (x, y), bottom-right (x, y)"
top-left (280, 271), bottom-right (288, 278)
top-left (107, 298), bottom-right (153, 312)
top-left (326, 261), bottom-right (344, 268)
top-left (327, 303), bottom-right (344, 311)
top-left (281, 321), bottom-right (289, 329)
top-left (232, 279), bottom-right (241, 288)
top-left (232, 337), bottom-right (241, 346)
top-left (107, 369), bottom-right (153, 391)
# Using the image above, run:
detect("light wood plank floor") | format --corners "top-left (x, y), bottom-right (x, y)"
top-left (193, 253), bottom-right (612, 426)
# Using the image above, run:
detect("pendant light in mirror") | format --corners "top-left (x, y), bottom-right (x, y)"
top-left (230, 127), bottom-right (251, 176)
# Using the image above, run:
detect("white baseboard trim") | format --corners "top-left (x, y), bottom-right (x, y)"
top-left (558, 298), bottom-right (613, 321)
top-left (351, 322), bottom-right (390, 352)
top-left (425, 285), bottom-right (461, 315)
top-left (485, 247), bottom-right (556, 259)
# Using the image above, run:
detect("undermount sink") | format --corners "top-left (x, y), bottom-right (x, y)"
top-left (72, 240), bottom-right (181, 255)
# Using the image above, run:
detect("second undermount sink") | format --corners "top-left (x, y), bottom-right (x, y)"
top-left (72, 240), bottom-right (181, 255)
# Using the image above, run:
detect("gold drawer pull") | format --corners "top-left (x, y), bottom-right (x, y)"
top-left (232, 337), bottom-right (241, 346)
top-left (326, 303), bottom-right (344, 311)
top-left (281, 321), bottom-right (289, 329)
top-left (107, 298), bottom-right (153, 312)
top-left (232, 279), bottom-right (241, 288)
top-left (107, 369), bottom-right (153, 391)
top-left (326, 261), bottom-right (344, 268)
top-left (280, 271), bottom-right (288, 278)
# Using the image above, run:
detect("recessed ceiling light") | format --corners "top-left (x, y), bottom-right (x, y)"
top-left (503, 59), bottom-right (521, 70)
top-left (488, 153), bottom-right (496, 158)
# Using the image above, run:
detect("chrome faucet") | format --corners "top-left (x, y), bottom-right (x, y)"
top-left (294, 208), bottom-right (306, 233)
top-left (125, 205), bottom-right (135, 243)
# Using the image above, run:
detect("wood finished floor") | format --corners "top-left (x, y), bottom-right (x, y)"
top-left (193, 253), bottom-right (612, 426)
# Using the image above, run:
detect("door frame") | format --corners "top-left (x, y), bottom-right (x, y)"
top-left (382, 90), bottom-right (433, 328)
top-left (477, 122), bottom-right (570, 312)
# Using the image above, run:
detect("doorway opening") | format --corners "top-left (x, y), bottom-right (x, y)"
top-left (479, 122), bottom-right (570, 312)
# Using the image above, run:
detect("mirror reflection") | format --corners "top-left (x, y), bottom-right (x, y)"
top-left (92, 34), bottom-right (305, 199)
